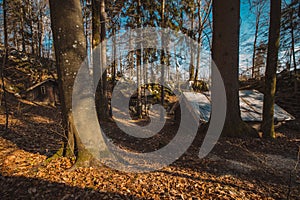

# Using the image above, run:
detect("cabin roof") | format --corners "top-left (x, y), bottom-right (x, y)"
top-left (23, 79), bottom-right (57, 93)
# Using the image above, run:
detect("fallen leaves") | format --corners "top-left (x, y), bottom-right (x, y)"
top-left (0, 101), bottom-right (300, 199)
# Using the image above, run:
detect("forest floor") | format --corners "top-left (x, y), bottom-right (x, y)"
top-left (0, 94), bottom-right (300, 199)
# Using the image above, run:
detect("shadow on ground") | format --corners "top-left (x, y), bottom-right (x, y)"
top-left (0, 174), bottom-right (140, 200)
top-left (0, 97), bottom-right (64, 157)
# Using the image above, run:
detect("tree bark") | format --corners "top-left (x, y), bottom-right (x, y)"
top-left (20, 5), bottom-right (26, 52)
top-left (160, 0), bottom-right (165, 111)
top-left (262, 0), bottom-right (281, 138)
top-left (1, 49), bottom-right (8, 131)
top-left (252, 12), bottom-right (260, 78)
top-left (49, 0), bottom-right (93, 166)
top-left (37, 5), bottom-right (44, 58)
top-left (92, 0), bottom-right (102, 119)
top-left (290, 8), bottom-right (297, 73)
top-left (2, 0), bottom-right (9, 131)
top-left (99, 0), bottom-right (109, 119)
top-left (195, 0), bottom-right (201, 82)
top-left (212, 0), bottom-right (257, 137)
top-left (28, 1), bottom-right (35, 55)
top-left (3, 0), bottom-right (8, 50)
top-left (112, 26), bottom-right (117, 83)
top-left (136, 0), bottom-right (142, 118)
top-left (189, 5), bottom-right (195, 81)
top-left (92, 0), bottom-right (101, 48)
top-left (92, 0), bottom-right (109, 120)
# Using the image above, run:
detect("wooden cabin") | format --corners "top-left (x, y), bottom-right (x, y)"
top-left (20, 79), bottom-right (59, 106)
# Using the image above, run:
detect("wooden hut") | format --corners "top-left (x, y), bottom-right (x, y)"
top-left (20, 79), bottom-right (59, 106)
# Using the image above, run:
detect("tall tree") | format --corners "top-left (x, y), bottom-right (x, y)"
top-left (49, 0), bottom-right (93, 166)
top-left (281, 0), bottom-right (299, 73)
top-left (92, 0), bottom-right (100, 52)
top-left (194, 0), bottom-right (212, 82)
top-left (3, 0), bottom-right (8, 49)
top-left (189, 1), bottom-right (195, 81)
top-left (1, 0), bottom-right (9, 131)
top-left (262, 0), bottom-right (281, 138)
top-left (4, 0), bottom-right (50, 56)
top-left (160, 0), bottom-right (166, 112)
top-left (92, 0), bottom-right (109, 120)
top-left (135, 0), bottom-right (142, 118)
top-left (92, 0), bottom-right (101, 117)
top-left (212, 0), bottom-right (257, 137)
top-left (99, 0), bottom-right (109, 119)
top-left (249, 0), bottom-right (267, 78)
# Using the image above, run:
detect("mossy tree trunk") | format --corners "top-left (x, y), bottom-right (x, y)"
top-left (262, 0), bottom-right (281, 139)
top-left (49, 0), bottom-right (94, 167)
top-left (212, 0), bottom-right (257, 137)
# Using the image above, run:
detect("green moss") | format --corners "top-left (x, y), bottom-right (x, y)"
top-left (45, 142), bottom-right (64, 163)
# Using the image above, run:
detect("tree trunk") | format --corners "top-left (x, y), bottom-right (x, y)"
top-left (252, 12), bottom-right (260, 78)
top-left (212, 0), bottom-right (257, 137)
top-left (195, 34), bottom-right (201, 82)
top-left (3, 0), bottom-right (8, 50)
top-left (49, 0), bottom-right (93, 166)
top-left (29, 1), bottom-right (35, 55)
top-left (136, 50), bottom-right (142, 118)
top-left (134, 0), bottom-right (142, 118)
top-left (129, 32), bottom-right (134, 80)
top-left (99, 0), bottom-right (109, 119)
top-left (1, 0), bottom-right (8, 130)
top-left (92, 0), bottom-right (101, 48)
top-left (161, 0), bottom-right (165, 110)
top-left (290, 8), bottom-right (297, 73)
top-left (38, 7), bottom-right (44, 58)
top-left (262, 0), bottom-right (281, 138)
top-left (20, 5), bottom-right (26, 52)
top-left (112, 26), bottom-right (117, 83)
top-left (92, 0), bottom-right (102, 119)
top-left (83, 1), bottom-right (90, 67)
top-left (92, 0), bottom-right (109, 120)
top-left (189, 5), bottom-right (195, 81)
top-left (195, 0), bottom-right (201, 82)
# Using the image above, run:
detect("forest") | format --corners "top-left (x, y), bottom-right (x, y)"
top-left (0, 0), bottom-right (299, 199)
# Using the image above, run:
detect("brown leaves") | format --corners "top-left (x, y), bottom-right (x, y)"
top-left (0, 99), bottom-right (300, 199)
top-left (0, 132), bottom-right (298, 199)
